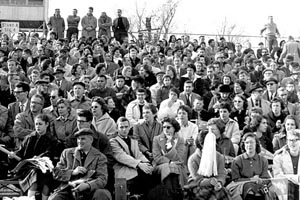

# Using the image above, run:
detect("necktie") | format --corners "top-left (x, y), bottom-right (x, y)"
top-left (186, 94), bottom-right (191, 107)
top-left (20, 104), bottom-right (24, 112)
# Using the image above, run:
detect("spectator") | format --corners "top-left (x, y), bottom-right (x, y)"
top-left (158, 88), bottom-right (183, 121)
top-left (110, 117), bottom-right (154, 196)
top-left (81, 7), bottom-right (97, 40)
top-left (47, 8), bottom-right (65, 39)
top-left (91, 96), bottom-right (116, 139)
top-left (52, 128), bottom-right (112, 200)
top-left (98, 12), bottom-right (112, 39)
top-left (13, 94), bottom-right (45, 148)
top-left (66, 9), bottom-right (80, 42)
top-left (272, 115), bottom-right (298, 151)
top-left (133, 103), bottom-right (162, 160)
top-left (112, 9), bottom-right (130, 44)
top-left (70, 81), bottom-right (92, 110)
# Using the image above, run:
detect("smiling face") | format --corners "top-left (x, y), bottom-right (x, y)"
top-left (285, 118), bottom-right (296, 132)
top-left (287, 132), bottom-right (300, 155)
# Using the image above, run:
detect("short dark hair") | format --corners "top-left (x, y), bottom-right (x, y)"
top-left (92, 96), bottom-right (108, 114)
top-left (77, 109), bottom-right (93, 122)
top-left (161, 117), bottom-right (181, 133)
top-left (186, 63), bottom-right (196, 72)
top-left (177, 105), bottom-right (192, 120)
top-left (95, 63), bottom-right (106, 75)
top-left (117, 116), bottom-right (130, 126)
top-left (143, 103), bottom-right (158, 115)
top-left (169, 87), bottom-right (180, 98)
top-left (219, 102), bottom-right (231, 113)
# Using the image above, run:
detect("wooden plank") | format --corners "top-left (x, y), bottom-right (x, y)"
top-left (114, 178), bottom-right (127, 200)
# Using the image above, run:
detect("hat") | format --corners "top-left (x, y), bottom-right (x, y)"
top-left (53, 67), bottom-right (65, 75)
top-left (131, 75), bottom-right (145, 84)
top-left (262, 68), bottom-right (273, 75)
top-left (74, 128), bottom-right (94, 138)
top-left (72, 81), bottom-right (85, 88)
top-left (35, 79), bottom-right (49, 85)
top-left (14, 47), bottom-right (23, 52)
top-left (219, 85), bottom-right (231, 93)
top-left (249, 82), bottom-right (264, 93)
top-left (264, 77), bottom-right (278, 85)
top-left (156, 70), bottom-right (165, 76)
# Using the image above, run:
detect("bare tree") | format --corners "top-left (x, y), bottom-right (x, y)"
top-left (128, 0), bottom-right (180, 40)
top-left (216, 17), bottom-right (245, 43)
top-left (152, 0), bottom-right (180, 39)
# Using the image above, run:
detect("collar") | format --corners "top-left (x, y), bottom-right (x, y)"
top-left (242, 152), bottom-right (259, 160)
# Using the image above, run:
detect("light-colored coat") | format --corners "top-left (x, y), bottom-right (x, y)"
top-left (110, 135), bottom-right (149, 180)
top-left (273, 146), bottom-right (300, 183)
top-left (81, 14), bottom-right (97, 39)
top-left (125, 100), bottom-right (147, 127)
top-left (92, 113), bottom-right (117, 139)
top-left (247, 97), bottom-right (271, 116)
top-left (152, 133), bottom-right (187, 186)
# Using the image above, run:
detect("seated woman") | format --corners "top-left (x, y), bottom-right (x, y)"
top-left (273, 129), bottom-right (300, 199)
top-left (157, 88), bottom-right (184, 121)
top-left (152, 117), bottom-right (187, 191)
top-left (227, 133), bottom-right (277, 200)
top-left (10, 114), bottom-right (57, 200)
top-left (91, 97), bottom-right (117, 139)
top-left (242, 113), bottom-right (273, 154)
top-left (52, 98), bottom-right (77, 146)
top-left (207, 118), bottom-right (235, 158)
top-left (186, 131), bottom-right (230, 200)
top-left (272, 115), bottom-right (298, 151)
top-left (230, 94), bottom-right (248, 130)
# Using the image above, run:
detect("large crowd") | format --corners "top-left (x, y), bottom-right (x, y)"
top-left (0, 6), bottom-right (300, 200)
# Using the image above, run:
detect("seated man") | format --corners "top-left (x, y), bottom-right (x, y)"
top-left (110, 117), bottom-right (154, 196)
top-left (52, 128), bottom-right (111, 200)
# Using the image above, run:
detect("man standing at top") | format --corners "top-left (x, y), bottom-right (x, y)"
top-left (47, 8), bottom-right (65, 39)
top-left (98, 12), bottom-right (112, 39)
top-left (81, 7), bottom-right (97, 40)
top-left (67, 9), bottom-right (81, 42)
top-left (260, 16), bottom-right (280, 53)
top-left (112, 9), bottom-right (129, 44)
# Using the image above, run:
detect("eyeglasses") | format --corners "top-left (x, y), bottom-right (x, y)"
top-left (266, 83), bottom-right (274, 86)
top-left (234, 100), bottom-right (242, 103)
top-left (14, 90), bottom-right (24, 94)
top-left (77, 119), bottom-right (88, 123)
top-left (287, 139), bottom-right (299, 143)
top-left (50, 96), bottom-right (57, 99)
top-left (163, 126), bottom-right (172, 129)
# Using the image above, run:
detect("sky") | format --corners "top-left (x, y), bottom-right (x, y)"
top-left (48, 0), bottom-right (300, 42)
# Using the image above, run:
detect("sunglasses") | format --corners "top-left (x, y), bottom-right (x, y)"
top-left (266, 83), bottom-right (274, 86)
top-left (163, 126), bottom-right (172, 129)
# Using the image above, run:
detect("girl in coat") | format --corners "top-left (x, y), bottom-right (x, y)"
top-left (10, 114), bottom-right (57, 200)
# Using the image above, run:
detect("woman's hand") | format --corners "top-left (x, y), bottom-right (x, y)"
top-left (251, 175), bottom-right (262, 184)
top-left (167, 99), bottom-right (174, 107)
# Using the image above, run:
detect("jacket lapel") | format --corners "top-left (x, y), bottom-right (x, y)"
top-left (84, 147), bottom-right (99, 168)
top-left (115, 136), bottom-right (130, 155)
top-left (72, 148), bottom-right (82, 168)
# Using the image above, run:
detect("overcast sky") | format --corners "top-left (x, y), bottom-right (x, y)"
top-left (48, 0), bottom-right (300, 41)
